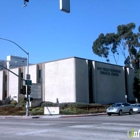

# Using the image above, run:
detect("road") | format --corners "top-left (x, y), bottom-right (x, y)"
top-left (0, 114), bottom-right (140, 140)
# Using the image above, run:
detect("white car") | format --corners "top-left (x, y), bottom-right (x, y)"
top-left (106, 103), bottom-right (133, 116)
top-left (132, 104), bottom-right (140, 113)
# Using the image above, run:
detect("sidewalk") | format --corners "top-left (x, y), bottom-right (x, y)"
top-left (0, 113), bottom-right (107, 119)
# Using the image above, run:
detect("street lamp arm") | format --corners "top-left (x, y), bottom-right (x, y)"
top-left (0, 38), bottom-right (29, 55)
top-left (0, 37), bottom-right (29, 76)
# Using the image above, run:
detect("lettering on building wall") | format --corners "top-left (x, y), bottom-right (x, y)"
top-left (97, 67), bottom-right (121, 76)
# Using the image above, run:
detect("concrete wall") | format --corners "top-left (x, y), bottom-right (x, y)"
top-left (44, 58), bottom-right (76, 103)
top-left (75, 58), bottom-right (89, 103)
top-left (41, 63), bottom-right (45, 101)
top-left (8, 68), bottom-right (20, 102)
top-left (0, 71), bottom-right (4, 100)
top-left (29, 65), bottom-right (38, 83)
top-left (92, 62), bottom-right (126, 104)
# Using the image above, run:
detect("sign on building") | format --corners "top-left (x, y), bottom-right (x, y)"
top-left (30, 84), bottom-right (42, 100)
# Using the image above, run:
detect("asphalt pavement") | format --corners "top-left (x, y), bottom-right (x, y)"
top-left (0, 113), bottom-right (140, 140)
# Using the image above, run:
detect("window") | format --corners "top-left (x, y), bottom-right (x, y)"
top-left (21, 72), bottom-right (23, 78)
top-left (39, 70), bottom-right (42, 79)
top-left (123, 103), bottom-right (130, 106)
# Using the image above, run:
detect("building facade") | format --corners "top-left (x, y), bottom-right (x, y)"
top-left (0, 57), bottom-right (135, 105)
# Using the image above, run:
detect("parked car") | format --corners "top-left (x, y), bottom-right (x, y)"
top-left (131, 104), bottom-right (140, 113)
top-left (106, 103), bottom-right (133, 116)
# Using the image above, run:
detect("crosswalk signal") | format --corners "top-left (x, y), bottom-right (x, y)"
top-left (21, 85), bottom-right (26, 95)
top-left (27, 86), bottom-right (31, 94)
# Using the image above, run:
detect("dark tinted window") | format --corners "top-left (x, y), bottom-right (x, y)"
top-left (39, 70), bottom-right (42, 78)
top-left (123, 103), bottom-right (130, 106)
top-left (111, 103), bottom-right (122, 107)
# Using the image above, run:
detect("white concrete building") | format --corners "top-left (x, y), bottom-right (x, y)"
top-left (0, 57), bottom-right (135, 104)
top-left (0, 55), bottom-right (27, 70)
top-left (6, 55), bottom-right (27, 69)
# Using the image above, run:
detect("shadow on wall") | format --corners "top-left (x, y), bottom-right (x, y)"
top-left (75, 58), bottom-right (90, 103)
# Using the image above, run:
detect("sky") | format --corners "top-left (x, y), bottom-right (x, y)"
top-left (0, 0), bottom-right (140, 66)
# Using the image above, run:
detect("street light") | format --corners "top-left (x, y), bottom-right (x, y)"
top-left (0, 38), bottom-right (30, 116)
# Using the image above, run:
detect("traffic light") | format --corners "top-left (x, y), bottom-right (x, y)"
top-left (135, 59), bottom-right (139, 69)
top-left (21, 85), bottom-right (26, 95)
top-left (27, 86), bottom-right (31, 94)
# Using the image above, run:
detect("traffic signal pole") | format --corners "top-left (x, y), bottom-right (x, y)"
top-left (26, 53), bottom-right (30, 116)
top-left (0, 65), bottom-right (26, 81)
top-left (0, 38), bottom-right (31, 116)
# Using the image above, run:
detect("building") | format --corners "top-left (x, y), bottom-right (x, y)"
top-left (0, 55), bottom-right (27, 70)
top-left (6, 55), bottom-right (27, 69)
top-left (0, 60), bottom-right (7, 70)
top-left (0, 57), bottom-right (135, 105)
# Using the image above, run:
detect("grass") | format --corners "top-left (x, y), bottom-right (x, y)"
top-left (0, 100), bottom-right (109, 115)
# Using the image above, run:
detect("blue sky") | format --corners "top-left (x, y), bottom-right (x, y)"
top-left (0, 0), bottom-right (140, 66)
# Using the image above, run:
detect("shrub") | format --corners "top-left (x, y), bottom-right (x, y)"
top-left (0, 100), bottom-right (3, 106)
top-left (16, 99), bottom-right (26, 107)
top-left (10, 100), bottom-right (17, 106)
top-left (40, 101), bottom-right (57, 107)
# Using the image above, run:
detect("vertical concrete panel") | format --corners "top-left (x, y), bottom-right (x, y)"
top-left (42, 63), bottom-right (45, 101)
top-left (93, 62), bottom-right (126, 104)
top-left (18, 68), bottom-right (24, 102)
top-left (0, 71), bottom-right (4, 100)
top-left (22, 66), bottom-right (26, 80)
top-left (92, 61), bottom-right (97, 103)
top-left (75, 58), bottom-right (89, 103)
top-left (8, 68), bottom-right (19, 102)
top-left (45, 58), bottom-right (76, 103)
top-left (29, 65), bottom-right (37, 83)
top-left (125, 68), bottom-right (135, 102)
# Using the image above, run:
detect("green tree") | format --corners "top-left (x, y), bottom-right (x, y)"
top-left (92, 22), bottom-right (140, 67)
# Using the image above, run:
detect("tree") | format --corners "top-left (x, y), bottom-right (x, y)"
top-left (92, 23), bottom-right (140, 102)
top-left (92, 23), bottom-right (140, 67)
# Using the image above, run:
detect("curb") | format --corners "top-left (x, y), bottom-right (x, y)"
top-left (60, 113), bottom-right (107, 118)
top-left (0, 113), bottom-right (107, 119)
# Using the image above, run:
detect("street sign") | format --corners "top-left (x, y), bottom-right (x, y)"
top-left (25, 80), bottom-right (32, 85)
top-left (30, 84), bottom-right (42, 100)
top-left (60, 0), bottom-right (70, 13)
top-left (44, 107), bottom-right (60, 115)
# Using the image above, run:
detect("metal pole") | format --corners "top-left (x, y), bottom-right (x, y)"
top-left (0, 38), bottom-right (30, 116)
top-left (26, 53), bottom-right (30, 116)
